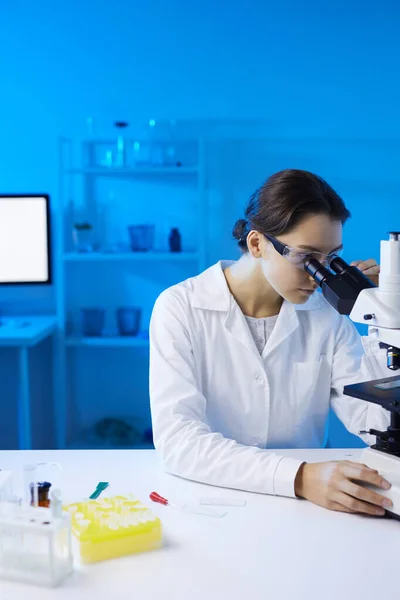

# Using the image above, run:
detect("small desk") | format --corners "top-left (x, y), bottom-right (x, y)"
top-left (0, 317), bottom-right (57, 449)
top-left (0, 448), bottom-right (398, 600)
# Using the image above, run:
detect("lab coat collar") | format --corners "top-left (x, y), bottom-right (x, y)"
top-left (192, 261), bottom-right (323, 359)
top-left (192, 261), bottom-right (234, 311)
top-left (192, 260), bottom-right (323, 312)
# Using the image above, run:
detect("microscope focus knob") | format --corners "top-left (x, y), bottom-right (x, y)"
top-left (387, 347), bottom-right (400, 371)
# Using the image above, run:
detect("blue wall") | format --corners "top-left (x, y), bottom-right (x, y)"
top-left (1, 0), bottom-right (399, 449)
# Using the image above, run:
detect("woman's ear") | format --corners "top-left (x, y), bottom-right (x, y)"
top-left (247, 231), bottom-right (264, 259)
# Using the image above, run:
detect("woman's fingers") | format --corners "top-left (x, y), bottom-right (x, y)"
top-left (329, 501), bottom-right (354, 514)
top-left (363, 265), bottom-right (380, 274)
top-left (350, 259), bottom-right (380, 284)
top-left (341, 462), bottom-right (391, 490)
top-left (351, 259), bottom-right (380, 272)
top-left (333, 462), bottom-right (393, 516)
top-left (363, 267), bottom-right (380, 278)
top-left (333, 491), bottom-right (386, 516)
top-left (342, 480), bottom-right (392, 510)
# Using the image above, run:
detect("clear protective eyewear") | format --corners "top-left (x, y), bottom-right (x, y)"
top-left (264, 233), bottom-right (343, 269)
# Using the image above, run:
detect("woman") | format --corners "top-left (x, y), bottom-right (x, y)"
top-left (149, 169), bottom-right (392, 517)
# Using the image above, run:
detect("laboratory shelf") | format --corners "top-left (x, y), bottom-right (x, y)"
top-left (63, 251), bottom-right (199, 262)
top-left (66, 335), bottom-right (149, 348)
top-left (67, 166), bottom-right (198, 177)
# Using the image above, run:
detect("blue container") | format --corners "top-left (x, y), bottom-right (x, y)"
top-left (128, 225), bottom-right (155, 252)
top-left (81, 308), bottom-right (105, 337)
top-left (169, 227), bottom-right (182, 252)
top-left (116, 307), bottom-right (141, 336)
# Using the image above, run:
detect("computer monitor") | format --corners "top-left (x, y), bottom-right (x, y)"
top-left (0, 194), bottom-right (52, 285)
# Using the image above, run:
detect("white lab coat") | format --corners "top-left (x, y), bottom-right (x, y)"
top-left (149, 261), bottom-right (390, 498)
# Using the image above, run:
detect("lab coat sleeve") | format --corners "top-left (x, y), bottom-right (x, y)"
top-left (149, 290), bottom-right (304, 498)
top-left (330, 316), bottom-right (390, 445)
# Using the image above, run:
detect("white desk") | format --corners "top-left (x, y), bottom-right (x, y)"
top-left (0, 448), bottom-right (398, 600)
top-left (0, 317), bottom-right (57, 450)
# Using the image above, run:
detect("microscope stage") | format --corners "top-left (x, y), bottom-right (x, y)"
top-left (344, 375), bottom-right (400, 413)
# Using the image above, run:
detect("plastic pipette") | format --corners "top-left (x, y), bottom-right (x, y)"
top-left (150, 492), bottom-right (226, 518)
top-left (150, 492), bottom-right (181, 509)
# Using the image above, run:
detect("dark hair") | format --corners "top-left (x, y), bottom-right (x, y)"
top-left (233, 169), bottom-right (351, 250)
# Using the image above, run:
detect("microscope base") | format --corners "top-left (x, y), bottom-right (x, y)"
top-left (358, 447), bottom-right (400, 517)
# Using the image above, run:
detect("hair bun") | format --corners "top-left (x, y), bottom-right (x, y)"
top-left (232, 218), bottom-right (248, 242)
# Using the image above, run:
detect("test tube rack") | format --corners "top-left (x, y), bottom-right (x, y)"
top-left (64, 495), bottom-right (162, 564)
top-left (0, 502), bottom-right (73, 587)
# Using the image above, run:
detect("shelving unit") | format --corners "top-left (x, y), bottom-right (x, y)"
top-left (56, 131), bottom-right (208, 449)
top-left (66, 336), bottom-right (150, 348)
top-left (66, 166), bottom-right (199, 176)
top-left (63, 251), bottom-right (199, 262)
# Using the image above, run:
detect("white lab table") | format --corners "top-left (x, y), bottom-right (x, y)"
top-left (0, 316), bottom-right (56, 450)
top-left (0, 448), bottom-right (397, 600)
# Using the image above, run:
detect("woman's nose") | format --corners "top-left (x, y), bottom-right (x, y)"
top-left (308, 274), bottom-right (318, 288)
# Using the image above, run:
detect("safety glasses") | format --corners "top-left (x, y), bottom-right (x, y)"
top-left (264, 233), bottom-right (343, 269)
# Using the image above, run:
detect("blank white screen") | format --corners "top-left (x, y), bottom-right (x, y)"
top-left (0, 197), bottom-right (49, 283)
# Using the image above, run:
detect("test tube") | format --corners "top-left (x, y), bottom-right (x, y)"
top-left (24, 464), bottom-right (38, 507)
top-left (79, 519), bottom-right (90, 531)
top-left (115, 121), bottom-right (129, 167)
top-left (51, 488), bottom-right (63, 519)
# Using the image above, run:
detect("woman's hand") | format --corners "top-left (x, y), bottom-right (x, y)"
top-left (294, 460), bottom-right (392, 516)
top-left (351, 258), bottom-right (380, 286)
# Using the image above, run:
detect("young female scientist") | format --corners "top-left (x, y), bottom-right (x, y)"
top-left (149, 169), bottom-right (392, 518)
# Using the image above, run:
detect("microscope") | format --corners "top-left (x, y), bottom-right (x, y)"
top-left (305, 232), bottom-right (400, 517)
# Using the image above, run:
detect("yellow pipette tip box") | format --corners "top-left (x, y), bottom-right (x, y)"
top-left (64, 495), bottom-right (162, 564)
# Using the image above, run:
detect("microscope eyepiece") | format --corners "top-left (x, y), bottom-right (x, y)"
top-left (330, 256), bottom-right (376, 290)
top-left (304, 255), bottom-right (373, 315)
top-left (304, 257), bottom-right (331, 286)
top-left (329, 256), bottom-right (348, 274)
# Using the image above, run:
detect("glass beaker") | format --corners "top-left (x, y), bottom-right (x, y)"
top-left (72, 224), bottom-right (94, 252)
top-left (116, 307), bottom-right (141, 336)
top-left (23, 462), bottom-right (62, 508)
top-left (81, 308), bottom-right (106, 337)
